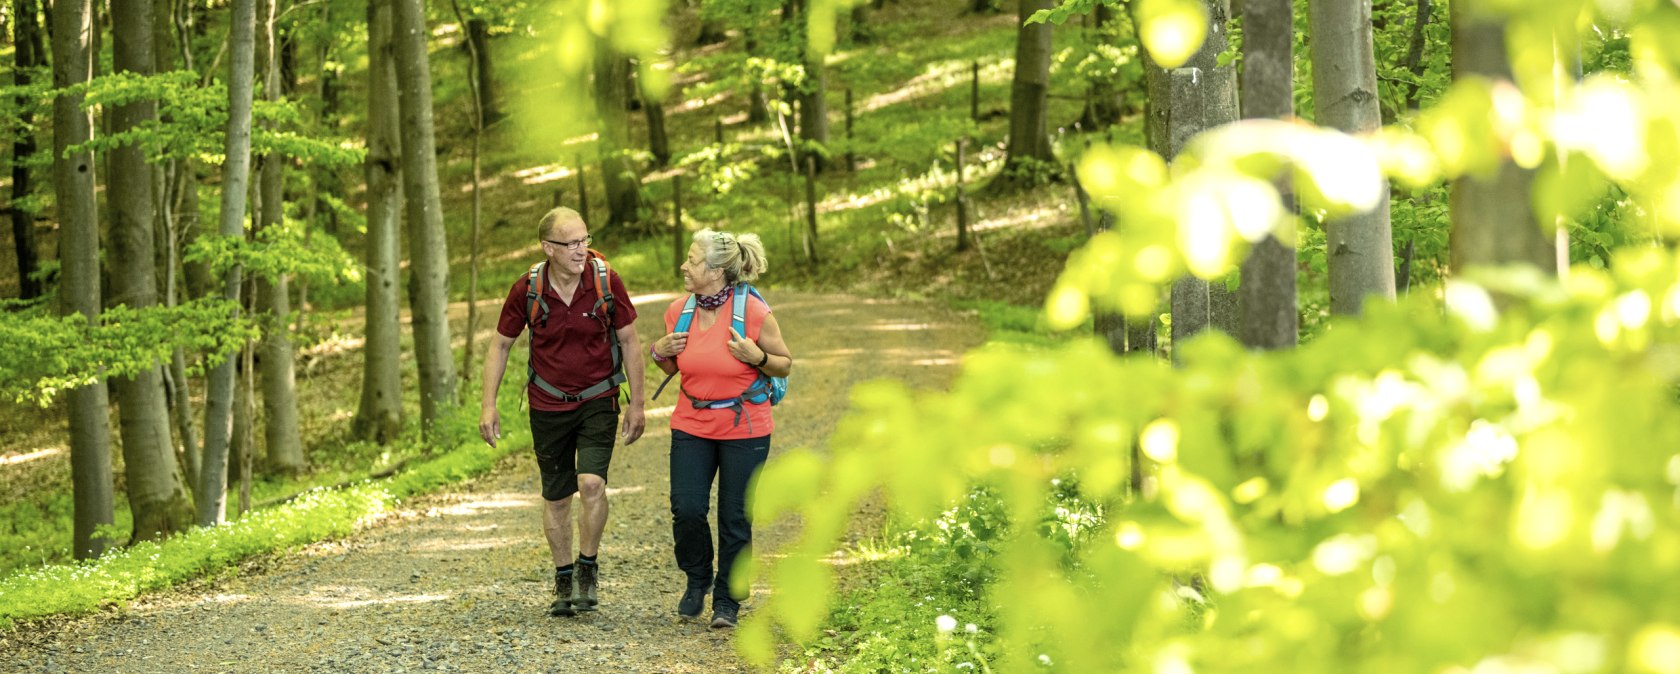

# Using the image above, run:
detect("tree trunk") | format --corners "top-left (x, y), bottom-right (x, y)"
top-left (645, 100), bottom-right (671, 167)
top-left (197, 0), bottom-right (254, 526)
top-left (1309, 0), bottom-right (1396, 315)
top-left (110, 0), bottom-right (194, 542)
top-left (466, 17), bottom-right (500, 125)
top-left (1238, 0), bottom-right (1298, 350)
top-left (798, 60), bottom-right (829, 172)
top-left (592, 36), bottom-right (643, 232)
top-left (1448, 0), bottom-right (1555, 279)
top-left (254, 0), bottom-right (304, 473)
top-left (1148, 0), bottom-right (1240, 355)
top-left (451, 0), bottom-right (484, 398)
top-left (1078, 3), bottom-right (1124, 130)
top-left (999, 0), bottom-right (1055, 180)
top-left (393, 0), bottom-right (459, 433)
top-left (12, 0), bottom-right (43, 301)
top-left (355, 0), bottom-right (403, 445)
top-left (1403, 0), bottom-right (1432, 111)
top-left (745, 35), bottom-right (769, 124)
top-left (53, 0), bottom-right (115, 560)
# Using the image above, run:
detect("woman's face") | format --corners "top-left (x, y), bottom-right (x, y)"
top-left (681, 243), bottom-right (720, 293)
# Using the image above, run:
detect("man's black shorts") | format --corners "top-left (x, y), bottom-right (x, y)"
top-left (529, 397), bottom-right (618, 501)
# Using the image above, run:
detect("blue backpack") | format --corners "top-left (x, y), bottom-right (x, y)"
top-left (654, 284), bottom-right (787, 425)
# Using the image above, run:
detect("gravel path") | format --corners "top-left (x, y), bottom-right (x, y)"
top-left (3, 292), bottom-right (987, 673)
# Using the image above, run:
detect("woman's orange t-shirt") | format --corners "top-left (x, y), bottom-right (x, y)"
top-left (663, 292), bottom-right (774, 439)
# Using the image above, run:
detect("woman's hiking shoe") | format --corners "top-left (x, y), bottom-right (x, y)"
top-left (572, 560), bottom-right (599, 611)
top-left (709, 605), bottom-right (739, 630)
top-left (677, 588), bottom-right (706, 619)
top-left (550, 570), bottom-right (576, 617)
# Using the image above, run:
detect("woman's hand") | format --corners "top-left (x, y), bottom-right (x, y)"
top-left (726, 327), bottom-right (765, 365)
top-left (655, 332), bottom-right (689, 359)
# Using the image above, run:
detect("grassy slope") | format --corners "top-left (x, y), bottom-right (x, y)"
top-left (0, 0), bottom-right (1103, 588)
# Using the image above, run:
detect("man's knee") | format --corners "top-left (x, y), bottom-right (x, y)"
top-left (577, 474), bottom-right (607, 500)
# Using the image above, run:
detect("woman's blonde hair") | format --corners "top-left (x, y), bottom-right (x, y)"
top-left (693, 228), bottom-right (768, 284)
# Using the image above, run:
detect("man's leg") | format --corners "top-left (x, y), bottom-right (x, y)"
top-left (570, 398), bottom-right (619, 611)
top-left (576, 474), bottom-right (608, 556)
top-left (531, 408), bottom-right (583, 617)
top-left (544, 496), bottom-right (575, 565)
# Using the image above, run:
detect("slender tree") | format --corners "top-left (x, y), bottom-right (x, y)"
top-left (253, 0), bottom-right (305, 472)
top-left (355, 0), bottom-right (404, 443)
top-left (592, 35), bottom-right (644, 231)
top-left (1309, 0), bottom-right (1396, 315)
top-left (1238, 0), bottom-right (1298, 350)
top-left (12, 0), bottom-right (43, 301)
top-left (998, 0), bottom-right (1055, 183)
top-left (198, 0), bottom-right (256, 526)
top-left (53, 0), bottom-right (115, 559)
top-left (1448, 0), bottom-right (1556, 277)
top-left (393, 0), bottom-right (459, 432)
top-left (110, 0), bottom-right (194, 541)
top-left (465, 15), bottom-right (501, 125)
top-left (453, 0), bottom-right (485, 385)
top-left (785, 0), bottom-right (829, 172)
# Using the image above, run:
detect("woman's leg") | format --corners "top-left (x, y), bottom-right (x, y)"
top-left (669, 430), bottom-right (720, 591)
top-left (712, 434), bottom-right (771, 609)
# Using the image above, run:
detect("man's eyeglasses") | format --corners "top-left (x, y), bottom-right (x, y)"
top-left (544, 236), bottom-right (592, 251)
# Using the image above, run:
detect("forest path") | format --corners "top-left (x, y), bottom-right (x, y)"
top-left (6, 292), bottom-right (988, 673)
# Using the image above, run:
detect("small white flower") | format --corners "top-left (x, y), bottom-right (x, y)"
top-left (935, 615), bottom-right (957, 633)
top-left (965, 623), bottom-right (978, 634)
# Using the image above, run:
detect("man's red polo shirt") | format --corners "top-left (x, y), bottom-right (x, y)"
top-left (496, 264), bottom-right (637, 411)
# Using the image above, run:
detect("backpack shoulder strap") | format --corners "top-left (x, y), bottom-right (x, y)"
top-left (526, 261), bottom-right (548, 327)
top-left (731, 284), bottom-right (752, 337)
top-left (674, 293), bottom-right (698, 333)
top-left (587, 250), bottom-right (613, 319)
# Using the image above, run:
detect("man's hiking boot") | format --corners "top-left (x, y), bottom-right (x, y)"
top-left (549, 569), bottom-right (576, 617)
top-left (710, 603), bottom-right (739, 630)
top-left (572, 560), bottom-right (599, 611)
top-left (677, 587), bottom-right (706, 619)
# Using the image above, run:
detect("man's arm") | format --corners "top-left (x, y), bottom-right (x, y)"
top-left (616, 324), bottom-right (646, 444)
top-left (479, 332), bottom-right (517, 447)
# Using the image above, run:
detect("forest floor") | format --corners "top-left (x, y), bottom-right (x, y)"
top-left (2, 290), bottom-right (988, 673)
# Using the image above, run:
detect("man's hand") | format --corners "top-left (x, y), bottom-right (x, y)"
top-left (620, 403), bottom-right (645, 444)
top-left (479, 406), bottom-right (501, 447)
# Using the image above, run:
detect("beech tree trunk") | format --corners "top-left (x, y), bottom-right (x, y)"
top-left (355, 0), bottom-right (403, 443)
top-left (53, 0), bottom-right (115, 559)
top-left (1238, 0), bottom-right (1298, 350)
top-left (592, 36), bottom-right (644, 232)
top-left (1309, 0), bottom-right (1396, 315)
top-left (198, 0), bottom-right (255, 526)
top-left (1448, 0), bottom-right (1556, 279)
top-left (393, 0), bottom-right (459, 432)
top-left (466, 17), bottom-right (500, 125)
top-left (254, 0), bottom-right (304, 472)
top-left (12, 0), bottom-right (43, 300)
top-left (999, 0), bottom-right (1055, 179)
top-left (110, 0), bottom-right (194, 542)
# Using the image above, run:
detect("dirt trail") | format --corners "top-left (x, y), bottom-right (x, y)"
top-left (4, 292), bottom-right (987, 673)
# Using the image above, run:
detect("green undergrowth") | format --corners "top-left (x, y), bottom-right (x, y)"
top-left (0, 378), bottom-right (534, 630)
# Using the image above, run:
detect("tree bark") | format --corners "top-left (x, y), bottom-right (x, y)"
top-left (999, 0), bottom-right (1055, 180)
top-left (1238, 0), bottom-right (1298, 350)
top-left (393, 0), bottom-right (459, 433)
top-left (197, 0), bottom-right (254, 526)
top-left (451, 0), bottom-right (484, 397)
top-left (254, 0), bottom-right (304, 473)
top-left (352, 0), bottom-right (402, 444)
top-left (1448, 0), bottom-right (1555, 280)
top-left (110, 0), bottom-right (194, 542)
top-left (645, 100), bottom-right (671, 167)
top-left (53, 0), bottom-right (115, 560)
top-left (1309, 0), bottom-right (1396, 315)
top-left (592, 36), bottom-right (644, 232)
top-left (13, 0), bottom-right (43, 300)
top-left (466, 17), bottom-right (500, 125)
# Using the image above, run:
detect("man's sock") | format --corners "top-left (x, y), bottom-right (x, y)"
top-left (557, 563), bottom-right (575, 575)
top-left (577, 554), bottom-right (597, 566)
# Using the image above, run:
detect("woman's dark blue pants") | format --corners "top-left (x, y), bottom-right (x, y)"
top-left (669, 429), bottom-right (771, 610)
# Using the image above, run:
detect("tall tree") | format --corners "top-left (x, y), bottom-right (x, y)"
top-left (1448, 0), bottom-right (1556, 277)
top-left (1147, 0), bottom-right (1240, 354)
top-left (998, 0), bottom-right (1055, 183)
top-left (784, 0), bottom-right (829, 172)
top-left (592, 35), bottom-right (644, 231)
top-left (1238, 0), bottom-right (1298, 350)
top-left (198, 0), bottom-right (256, 526)
top-left (452, 0), bottom-right (485, 391)
top-left (110, 0), bottom-right (195, 541)
top-left (393, 0), bottom-right (459, 432)
top-left (1309, 0), bottom-right (1396, 315)
top-left (355, 0), bottom-right (404, 444)
top-left (53, 0), bottom-right (115, 559)
top-left (254, 0), bottom-right (305, 472)
top-left (465, 15), bottom-right (501, 125)
top-left (152, 0), bottom-right (202, 494)
top-left (12, 0), bottom-right (43, 301)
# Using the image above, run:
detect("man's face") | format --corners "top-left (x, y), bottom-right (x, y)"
top-left (543, 219), bottom-right (590, 275)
